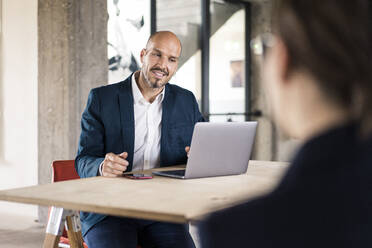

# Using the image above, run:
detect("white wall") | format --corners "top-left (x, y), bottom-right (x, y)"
top-left (0, 0), bottom-right (38, 218)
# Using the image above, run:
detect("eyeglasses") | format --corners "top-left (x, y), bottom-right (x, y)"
top-left (250, 33), bottom-right (276, 57)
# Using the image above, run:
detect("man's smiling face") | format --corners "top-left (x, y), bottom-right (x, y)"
top-left (140, 32), bottom-right (182, 89)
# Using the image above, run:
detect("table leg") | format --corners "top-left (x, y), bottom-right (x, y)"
top-left (43, 207), bottom-right (65, 248)
top-left (65, 211), bottom-right (84, 248)
top-left (43, 207), bottom-right (84, 248)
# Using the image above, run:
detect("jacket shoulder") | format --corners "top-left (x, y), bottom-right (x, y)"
top-left (90, 77), bottom-right (131, 99)
top-left (167, 83), bottom-right (195, 98)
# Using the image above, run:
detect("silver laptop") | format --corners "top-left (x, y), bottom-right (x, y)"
top-left (153, 121), bottom-right (257, 179)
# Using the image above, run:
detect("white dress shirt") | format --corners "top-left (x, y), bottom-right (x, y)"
top-left (131, 73), bottom-right (164, 171)
top-left (99, 73), bottom-right (164, 175)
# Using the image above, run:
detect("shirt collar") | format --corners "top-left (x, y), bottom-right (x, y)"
top-left (131, 72), bottom-right (165, 105)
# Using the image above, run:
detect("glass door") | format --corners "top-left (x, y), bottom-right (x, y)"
top-left (209, 2), bottom-right (246, 122)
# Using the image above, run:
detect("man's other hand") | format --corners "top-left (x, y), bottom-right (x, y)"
top-left (102, 152), bottom-right (129, 177)
top-left (185, 146), bottom-right (190, 157)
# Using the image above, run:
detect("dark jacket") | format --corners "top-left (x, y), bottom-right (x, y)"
top-left (75, 74), bottom-right (204, 236)
top-left (199, 123), bottom-right (372, 248)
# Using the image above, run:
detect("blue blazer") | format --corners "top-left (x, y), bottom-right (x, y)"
top-left (75, 74), bottom-right (204, 236)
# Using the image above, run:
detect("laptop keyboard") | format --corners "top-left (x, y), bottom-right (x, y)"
top-left (163, 170), bottom-right (186, 176)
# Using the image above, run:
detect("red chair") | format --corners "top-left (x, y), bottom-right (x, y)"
top-left (51, 160), bottom-right (142, 248)
top-left (52, 160), bottom-right (80, 182)
top-left (51, 160), bottom-right (88, 248)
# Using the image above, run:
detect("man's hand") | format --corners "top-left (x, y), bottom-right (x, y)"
top-left (185, 146), bottom-right (190, 157)
top-left (102, 152), bottom-right (129, 177)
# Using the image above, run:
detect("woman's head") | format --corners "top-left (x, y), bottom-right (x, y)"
top-left (260, 0), bottom-right (372, 138)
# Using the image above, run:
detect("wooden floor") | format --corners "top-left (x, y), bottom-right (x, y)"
top-left (0, 213), bottom-right (45, 248)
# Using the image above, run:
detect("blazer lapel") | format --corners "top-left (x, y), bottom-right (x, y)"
top-left (118, 75), bottom-right (135, 171)
top-left (160, 84), bottom-right (174, 165)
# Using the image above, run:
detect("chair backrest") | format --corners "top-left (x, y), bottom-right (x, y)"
top-left (50, 160), bottom-right (81, 241)
top-left (51, 160), bottom-right (80, 182)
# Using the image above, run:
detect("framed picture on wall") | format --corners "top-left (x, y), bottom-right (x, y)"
top-left (230, 60), bottom-right (244, 88)
top-left (107, 0), bottom-right (150, 84)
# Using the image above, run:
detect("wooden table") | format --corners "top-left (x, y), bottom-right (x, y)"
top-left (0, 160), bottom-right (288, 247)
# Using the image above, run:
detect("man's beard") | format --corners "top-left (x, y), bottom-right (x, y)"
top-left (147, 78), bottom-right (164, 89)
top-left (142, 68), bottom-right (169, 89)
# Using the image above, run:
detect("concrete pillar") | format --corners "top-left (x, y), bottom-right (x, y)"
top-left (250, 1), bottom-right (275, 161)
top-left (38, 0), bottom-right (107, 222)
top-left (250, 1), bottom-right (300, 162)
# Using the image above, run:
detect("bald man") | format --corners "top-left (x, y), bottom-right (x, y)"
top-left (75, 31), bottom-right (203, 247)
